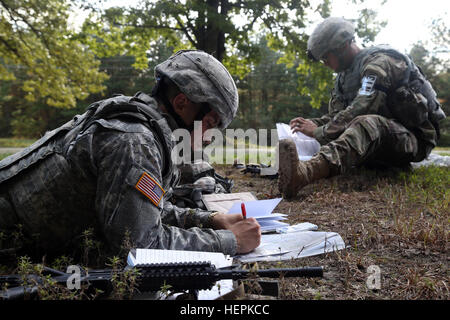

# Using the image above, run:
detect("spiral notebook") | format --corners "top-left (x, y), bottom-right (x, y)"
top-left (127, 248), bottom-right (233, 300)
top-left (127, 248), bottom-right (231, 268)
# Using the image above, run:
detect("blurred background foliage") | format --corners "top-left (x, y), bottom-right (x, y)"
top-left (0, 0), bottom-right (448, 145)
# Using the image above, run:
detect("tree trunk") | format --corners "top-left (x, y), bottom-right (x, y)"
top-left (193, 0), bottom-right (228, 62)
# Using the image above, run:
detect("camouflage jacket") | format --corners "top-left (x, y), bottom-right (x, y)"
top-left (310, 46), bottom-right (438, 156)
top-left (0, 93), bottom-right (236, 256)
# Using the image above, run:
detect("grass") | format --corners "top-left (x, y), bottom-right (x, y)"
top-left (381, 166), bottom-right (448, 253)
top-left (208, 147), bottom-right (276, 165)
top-left (0, 137), bottom-right (33, 161)
top-left (0, 137), bottom-right (34, 148)
top-left (222, 163), bottom-right (449, 300)
top-left (0, 229), bottom-right (139, 300)
top-left (397, 166), bottom-right (449, 212)
top-left (0, 152), bottom-right (448, 300)
top-left (0, 137), bottom-right (34, 161)
top-left (0, 154), bottom-right (12, 160)
top-left (433, 147), bottom-right (450, 156)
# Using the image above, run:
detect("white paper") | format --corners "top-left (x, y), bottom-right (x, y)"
top-left (234, 223), bottom-right (346, 263)
top-left (276, 123), bottom-right (320, 160)
top-left (205, 193), bottom-right (286, 233)
top-left (129, 248), bottom-right (228, 266)
top-left (227, 198), bottom-right (282, 218)
top-left (202, 192), bottom-right (257, 212)
top-left (276, 221), bottom-right (318, 233)
top-left (226, 198), bottom-right (287, 232)
top-left (255, 213), bottom-right (287, 220)
top-left (258, 219), bottom-right (290, 231)
top-left (127, 249), bottom-right (233, 300)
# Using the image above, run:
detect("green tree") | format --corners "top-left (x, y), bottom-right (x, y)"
top-left (0, 79), bottom-right (16, 136)
top-left (435, 72), bottom-right (450, 146)
top-left (410, 42), bottom-right (444, 81)
top-left (0, 0), bottom-right (108, 108)
top-left (233, 36), bottom-right (327, 131)
top-left (0, 34), bottom-right (175, 138)
top-left (79, 36), bottom-right (175, 105)
top-left (409, 17), bottom-right (449, 146)
top-left (83, 0), bottom-right (385, 109)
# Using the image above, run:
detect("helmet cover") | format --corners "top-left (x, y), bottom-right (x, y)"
top-left (155, 50), bottom-right (238, 129)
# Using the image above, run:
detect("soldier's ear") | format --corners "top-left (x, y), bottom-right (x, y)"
top-left (172, 93), bottom-right (190, 113)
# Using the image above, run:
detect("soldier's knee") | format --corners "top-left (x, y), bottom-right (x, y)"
top-left (348, 115), bottom-right (389, 140)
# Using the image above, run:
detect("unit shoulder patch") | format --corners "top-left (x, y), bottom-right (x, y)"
top-left (135, 172), bottom-right (165, 206)
top-left (359, 75), bottom-right (377, 96)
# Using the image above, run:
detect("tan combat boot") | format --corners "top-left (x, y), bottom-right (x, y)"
top-left (278, 139), bottom-right (330, 198)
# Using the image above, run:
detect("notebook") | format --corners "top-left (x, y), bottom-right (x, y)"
top-left (127, 248), bottom-right (233, 300)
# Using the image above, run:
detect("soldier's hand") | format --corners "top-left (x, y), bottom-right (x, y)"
top-left (290, 117), bottom-right (306, 128)
top-left (209, 213), bottom-right (261, 253)
top-left (290, 117), bottom-right (317, 137)
top-left (228, 218), bottom-right (261, 254)
top-left (210, 213), bottom-right (243, 230)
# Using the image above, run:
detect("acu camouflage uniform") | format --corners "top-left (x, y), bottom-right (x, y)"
top-left (0, 93), bottom-right (236, 257)
top-left (309, 45), bottom-right (441, 174)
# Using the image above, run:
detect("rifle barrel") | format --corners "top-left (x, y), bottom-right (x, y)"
top-left (218, 266), bottom-right (323, 280)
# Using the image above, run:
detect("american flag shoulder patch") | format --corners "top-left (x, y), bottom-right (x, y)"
top-left (135, 172), bottom-right (165, 206)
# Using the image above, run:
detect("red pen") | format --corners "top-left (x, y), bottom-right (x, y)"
top-left (241, 203), bottom-right (247, 219)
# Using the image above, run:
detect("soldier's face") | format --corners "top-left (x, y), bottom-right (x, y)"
top-left (172, 93), bottom-right (221, 150)
top-left (172, 93), bottom-right (203, 127)
top-left (321, 51), bottom-right (340, 72)
top-left (191, 110), bottom-right (220, 150)
top-left (322, 42), bottom-right (355, 72)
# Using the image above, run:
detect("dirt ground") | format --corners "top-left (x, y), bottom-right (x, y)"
top-left (214, 164), bottom-right (449, 300)
top-left (0, 161), bottom-right (446, 300)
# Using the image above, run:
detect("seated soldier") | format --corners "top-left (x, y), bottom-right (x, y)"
top-left (279, 17), bottom-right (445, 198)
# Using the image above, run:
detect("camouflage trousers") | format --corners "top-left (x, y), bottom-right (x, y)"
top-left (319, 115), bottom-right (426, 175)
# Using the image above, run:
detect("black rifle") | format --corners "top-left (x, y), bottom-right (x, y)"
top-left (0, 262), bottom-right (323, 300)
top-left (241, 164), bottom-right (278, 179)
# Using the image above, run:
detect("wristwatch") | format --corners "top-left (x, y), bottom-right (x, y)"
top-left (207, 211), bottom-right (220, 227)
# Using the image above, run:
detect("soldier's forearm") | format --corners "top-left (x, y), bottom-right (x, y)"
top-left (157, 224), bottom-right (237, 255)
top-left (316, 91), bottom-right (387, 143)
top-left (309, 115), bottom-right (331, 127)
top-left (161, 201), bottom-right (213, 229)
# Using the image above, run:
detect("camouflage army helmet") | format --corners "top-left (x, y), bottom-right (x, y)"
top-left (307, 17), bottom-right (355, 61)
top-left (154, 50), bottom-right (238, 129)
